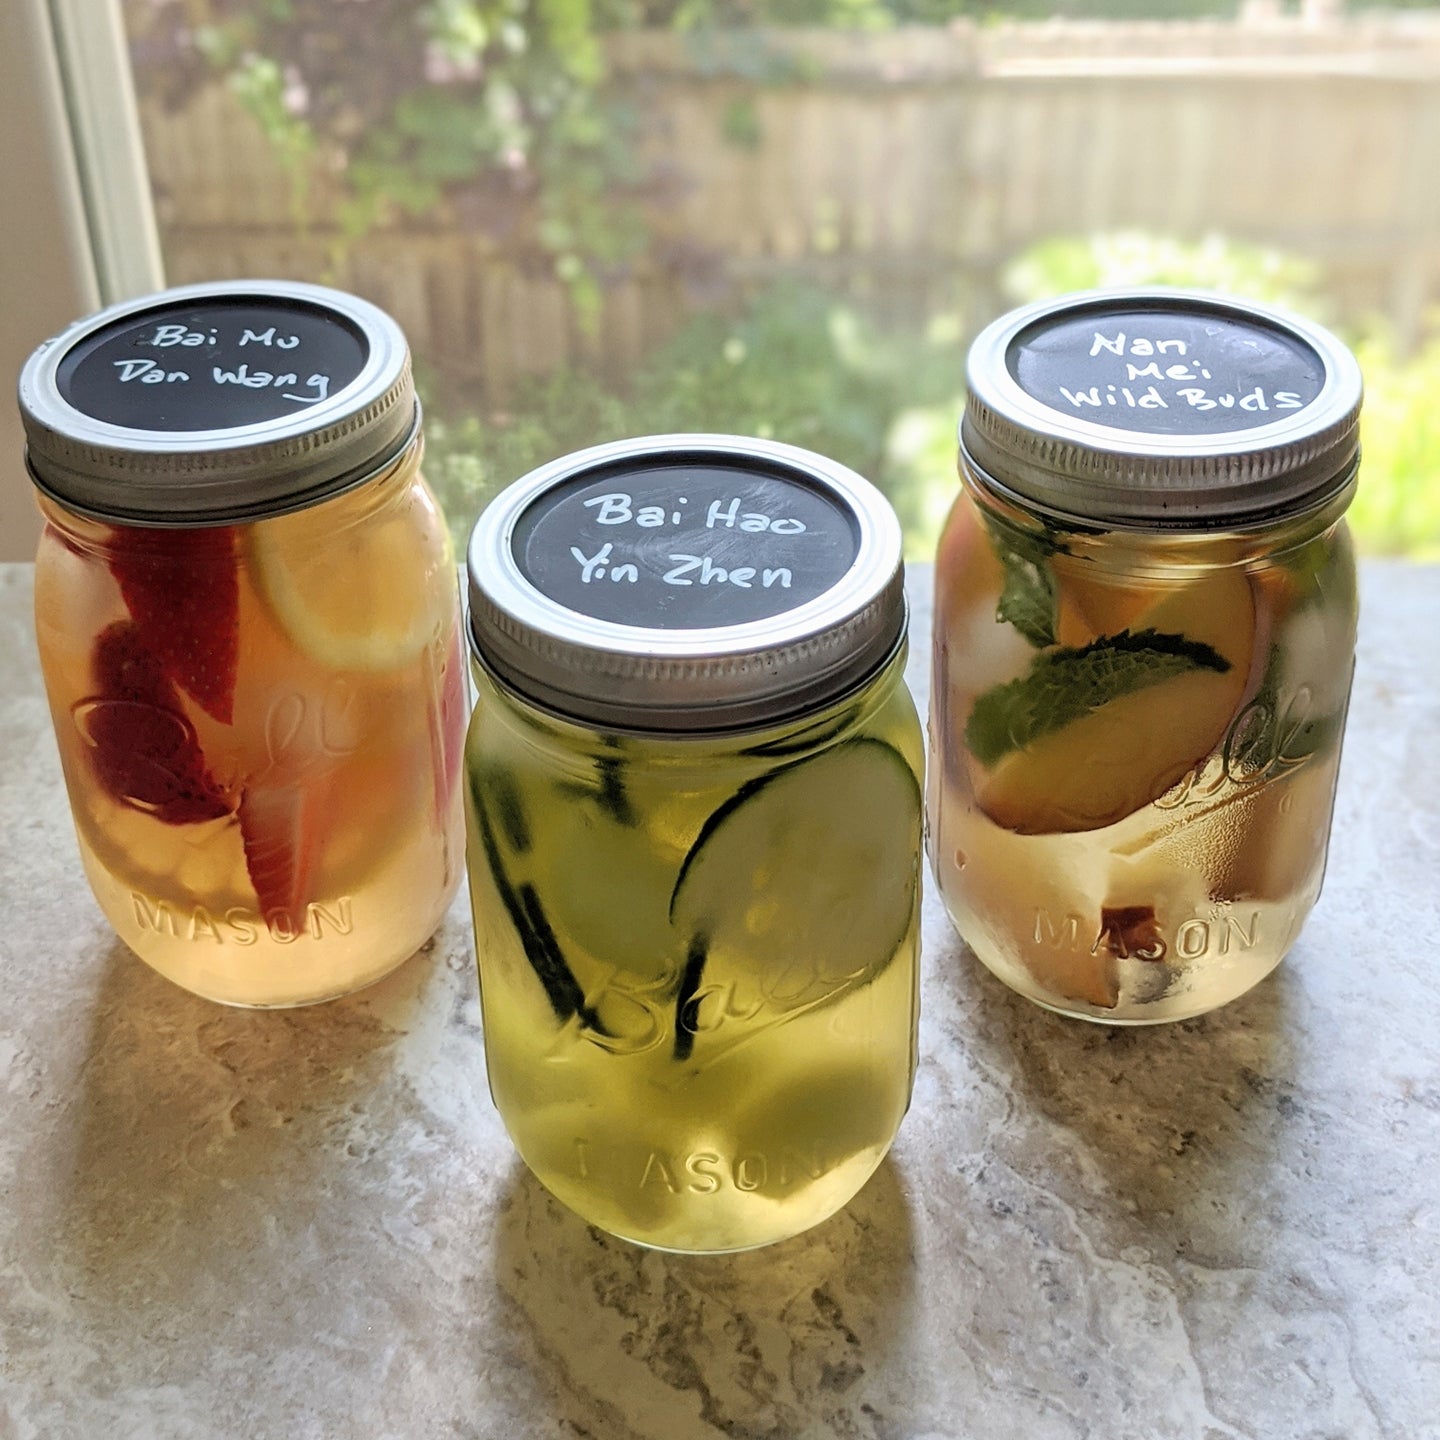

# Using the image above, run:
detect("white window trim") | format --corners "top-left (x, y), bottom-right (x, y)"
top-left (1, 0), bottom-right (162, 560)
top-left (45, 0), bottom-right (163, 304)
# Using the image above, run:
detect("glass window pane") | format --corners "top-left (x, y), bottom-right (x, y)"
top-left (118, 2), bottom-right (1440, 559)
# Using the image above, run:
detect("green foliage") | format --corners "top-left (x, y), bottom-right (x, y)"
top-left (192, 28), bottom-right (314, 224)
top-left (132, 1), bottom-right (1259, 301)
top-left (996, 230), bottom-right (1440, 559)
top-left (127, 0), bottom-right (1440, 564)
top-left (422, 369), bottom-right (631, 530)
top-left (128, 0), bottom-right (651, 307)
top-left (1002, 230), bottom-right (1325, 314)
top-left (433, 231), bottom-right (1440, 564)
top-left (619, 0), bottom-right (1238, 24)
top-left (428, 230), bottom-right (1440, 566)
top-left (1348, 327), bottom-right (1440, 561)
top-left (421, 282), bottom-right (967, 551)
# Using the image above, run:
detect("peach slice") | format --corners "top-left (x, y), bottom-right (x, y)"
top-left (1053, 554), bottom-right (1159, 649)
top-left (934, 497), bottom-right (1005, 633)
top-left (1020, 914), bottom-right (1122, 1010)
top-left (968, 567), bottom-right (1257, 835)
top-left (1216, 750), bottom-right (1342, 903)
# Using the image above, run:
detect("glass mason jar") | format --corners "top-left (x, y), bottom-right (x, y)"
top-left (19, 280), bottom-right (467, 1007)
top-left (464, 435), bottom-right (923, 1252)
top-left (929, 289), bottom-right (1362, 1024)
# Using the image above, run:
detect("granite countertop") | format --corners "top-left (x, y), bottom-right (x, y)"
top-left (1, 559), bottom-right (1437, 1440)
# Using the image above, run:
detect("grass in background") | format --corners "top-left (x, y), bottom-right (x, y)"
top-left (1346, 330), bottom-right (1440, 561)
top-left (422, 282), bottom-right (967, 557)
top-left (999, 231), bottom-right (1440, 562)
top-left (423, 233), bottom-right (1440, 563)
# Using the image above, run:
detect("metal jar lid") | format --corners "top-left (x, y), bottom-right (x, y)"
top-left (960, 288), bottom-right (1363, 526)
top-left (18, 279), bottom-right (417, 525)
top-left (466, 434), bottom-right (907, 733)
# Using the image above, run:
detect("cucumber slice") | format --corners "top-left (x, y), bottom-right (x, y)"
top-left (594, 738), bottom-right (637, 826)
top-left (540, 802), bottom-right (680, 988)
top-left (673, 934), bottom-right (711, 1062)
top-left (469, 767), bottom-right (606, 1033)
top-left (669, 739), bottom-right (920, 1054)
top-left (555, 736), bottom-right (638, 826)
top-left (484, 765), bottom-right (532, 854)
top-left (738, 710), bottom-right (852, 760)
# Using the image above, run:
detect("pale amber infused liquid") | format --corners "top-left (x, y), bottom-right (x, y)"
top-left (465, 654), bottom-right (922, 1252)
top-left (34, 458), bottom-right (467, 1007)
top-left (931, 762), bottom-right (1341, 1024)
top-left (928, 479), bottom-right (1356, 1023)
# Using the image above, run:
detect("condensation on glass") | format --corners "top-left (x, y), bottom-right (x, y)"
top-left (19, 280), bottom-right (467, 1007)
top-left (464, 434), bottom-right (923, 1252)
top-left (929, 288), bottom-right (1362, 1024)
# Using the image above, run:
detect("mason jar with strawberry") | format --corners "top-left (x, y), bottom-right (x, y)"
top-left (19, 280), bottom-right (467, 1006)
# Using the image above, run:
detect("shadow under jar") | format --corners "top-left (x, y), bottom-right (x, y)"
top-left (20, 280), bottom-right (467, 1007)
top-left (464, 435), bottom-right (923, 1253)
top-left (929, 289), bottom-right (1362, 1024)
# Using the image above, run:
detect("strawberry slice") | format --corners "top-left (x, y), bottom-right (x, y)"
top-left (237, 782), bottom-right (322, 930)
top-left (108, 525), bottom-right (240, 724)
top-left (82, 622), bottom-right (233, 825)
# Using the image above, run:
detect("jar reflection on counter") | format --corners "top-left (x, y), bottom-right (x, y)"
top-left (20, 281), bottom-right (467, 1007)
top-left (928, 289), bottom-right (1362, 1024)
top-left (463, 435), bottom-right (922, 1253)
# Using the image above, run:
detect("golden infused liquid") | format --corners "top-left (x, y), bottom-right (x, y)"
top-left (931, 757), bottom-right (1340, 1023)
top-left (928, 479), bottom-right (1355, 1023)
top-left (34, 457), bottom-right (466, 1007)
top-left (465, 655), bottom-right (922, 1252)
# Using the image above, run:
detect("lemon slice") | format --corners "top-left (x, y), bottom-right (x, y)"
top-left (252, 488), bottom-right (455, 671)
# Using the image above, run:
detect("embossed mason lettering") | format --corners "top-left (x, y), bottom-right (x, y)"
top-left (1032, 906), bottom-right (1260, 960)
top-left (130, 891), bottom-right (353, 943)
top-left (1033, 909), bottom-right (1083, 950)
top-left (630, 1145), bottom-right (831, 1193)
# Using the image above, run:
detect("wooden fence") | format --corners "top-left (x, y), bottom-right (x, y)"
top-left (136, 16), bottom-right (1440, 402)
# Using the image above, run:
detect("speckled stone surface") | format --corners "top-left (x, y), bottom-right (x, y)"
top-left (1, 559), bottom-right (1437, 1440)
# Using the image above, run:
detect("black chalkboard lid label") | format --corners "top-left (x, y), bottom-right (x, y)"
top-left (961, 287), bottom-right (1363, 526)
top-left (466, 434), bottom-right (907, 733)
top-left (18, 279), bottom-right (416, 525)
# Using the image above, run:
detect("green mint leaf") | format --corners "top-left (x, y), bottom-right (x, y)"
top-left (984, 516), bottom-right (1061, 648)
top-left (965, 628), bottom-right (1233, 768)
top-left (996, 555), bottom-right (1057, 647)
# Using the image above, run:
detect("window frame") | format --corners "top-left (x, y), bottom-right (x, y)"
top-left (0, 0), bottom-right (161, 560)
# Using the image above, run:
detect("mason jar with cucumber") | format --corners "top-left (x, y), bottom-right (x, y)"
top-left (463, 435), bottom-right (923, 1253)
